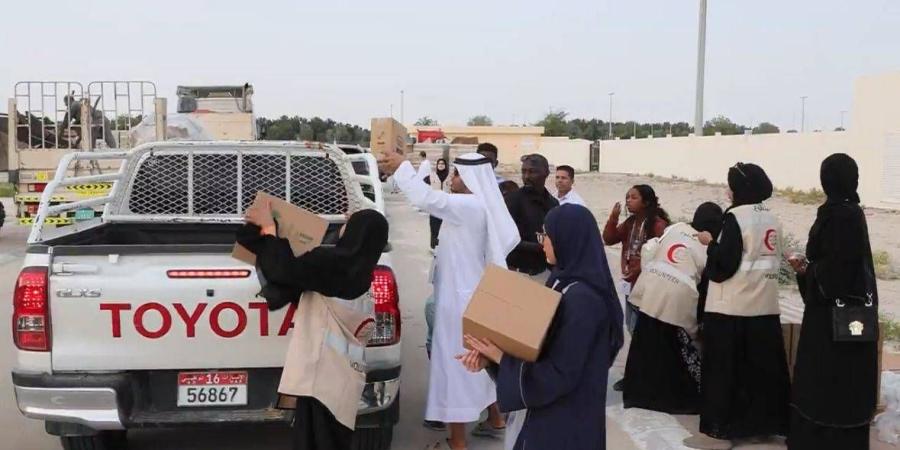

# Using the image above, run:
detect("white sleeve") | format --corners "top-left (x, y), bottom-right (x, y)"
top-left (416, 160), bottom-right (432, 180)
top-left (393, 161), bottom-right (469, 225)
top-left (574, 191), bottom-right (586, 206)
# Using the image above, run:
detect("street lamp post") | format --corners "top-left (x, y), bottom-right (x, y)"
top-left (840, 110), bottom-right (848, 130)
top-left (608, 92), bottom-right (615, 139)
top-left (694, 0), bottom-right (708, 136)
top-left (800, 96), bottom-right (808, 132)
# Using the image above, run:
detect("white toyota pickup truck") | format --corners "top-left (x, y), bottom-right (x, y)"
top-left (10, 142), bottom-right (401, 450)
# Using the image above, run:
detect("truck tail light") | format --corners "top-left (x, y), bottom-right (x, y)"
top-left (368, 266), bottom-right (400, 346)
top-left (167, 269), bottom-right (251, 279)
top-left (12, 267), bottom-right (51, 352)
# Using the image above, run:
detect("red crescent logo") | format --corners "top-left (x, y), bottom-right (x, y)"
top-left (667, 244), bottom-right (687, 264)
top-left (764, 229), bottom-right (777, 252)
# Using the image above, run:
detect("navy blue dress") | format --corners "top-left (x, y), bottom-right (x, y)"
top-left (494, 282), bottom-right (617, 449)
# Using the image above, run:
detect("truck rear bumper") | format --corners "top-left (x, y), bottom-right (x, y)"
top-left (12, 368), bottom-right (400, 430)
top-left (14, 385), bottom-right (124, 430)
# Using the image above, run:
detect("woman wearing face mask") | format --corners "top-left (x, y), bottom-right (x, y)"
top-left (459, 204), bottom-right (625, 450)
top-left (624, 202), bottom-right (723, 415)
top-left (787, 154), bottom-right (878, 450)
top-left (237, 206), bottom-right (389, 450)
top-left (686, 163), bottom-right (790, 450)
top-left (603, 184), bottom-right (671, 391)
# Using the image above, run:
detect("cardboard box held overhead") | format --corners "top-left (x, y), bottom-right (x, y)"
top-left (232, 191), bottom-right (328, 265)
top-left (370, 117), bottom-right (408, 159)
top-left (463, 265), bottom-right (562, 362)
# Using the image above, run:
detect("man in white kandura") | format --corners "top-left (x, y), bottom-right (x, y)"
top-left (379, 151), bottom-right (520, 450)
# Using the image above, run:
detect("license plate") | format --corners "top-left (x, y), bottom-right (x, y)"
top-left (177, 371), bottom-right (248, 407)
top-left (74, 208), bottom-right (95, 221)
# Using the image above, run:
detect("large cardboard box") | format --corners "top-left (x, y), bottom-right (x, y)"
top-left (462, 265), bottom-right (561, 362)
top-left (232, 192), bottom-right (328, 265)
top-left (782, 320), bottom-right (885, 410)
top-left (370, 117), bottom-right (408, 159)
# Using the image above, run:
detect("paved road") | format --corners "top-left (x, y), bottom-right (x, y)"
top-left (0, 193), bottom-right (851, 450)
top-left (1, 192), bottom-right (808, 450)
top-left (0, 197), bottom-right (522, 450)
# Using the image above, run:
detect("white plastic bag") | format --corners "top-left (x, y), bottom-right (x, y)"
top-left (875, 371), bottom-right (900, 444)
top-left (127, 113), bottom-right (213, 147)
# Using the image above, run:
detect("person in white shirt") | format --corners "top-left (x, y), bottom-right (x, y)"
top-left (555, 165), bottom-right (586, 206)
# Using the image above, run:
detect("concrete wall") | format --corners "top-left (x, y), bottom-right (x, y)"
top-left (599, 71), bottom-right (900, 208)
top-left (538, 137), bottom-right (592, 172)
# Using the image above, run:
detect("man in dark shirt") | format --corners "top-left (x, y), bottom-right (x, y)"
top-left (477, 142), bottom-right (506, 184)
top-left (505, 154), bottom-right (559, 275)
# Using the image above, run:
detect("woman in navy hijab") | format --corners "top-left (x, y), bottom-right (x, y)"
top-left (461, 204), bottom-right (624, 450)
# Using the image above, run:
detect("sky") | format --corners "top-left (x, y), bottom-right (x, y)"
top-left (1, 0), bottom-right (899, 132)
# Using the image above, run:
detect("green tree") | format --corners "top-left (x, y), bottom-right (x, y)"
top-left (467, 115), bottom-right (493, 126)
top-left (703, 115), bottom-right (746, 136)
top-left (415, 116), bottom-right (439, 126)
top-left (752, 122), bottom-right (780, 134)
top-left (536, 110), bottom-right (569, 136)
top-left (256, 115), bottom-right (370, 145)
top-left (263, 115), bottom-right (299, 140)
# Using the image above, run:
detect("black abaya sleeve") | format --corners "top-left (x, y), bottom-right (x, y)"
top-left (255, 235), bottom-right (318, 288)
top-left (805, 210), bottom-right (866, 304)
top-left (705, 214), bottom-right (743, 283)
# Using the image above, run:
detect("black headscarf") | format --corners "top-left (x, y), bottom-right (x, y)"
top-left (544, 204), bottom-right (624, 365)
top-left (238, 209), bottom-right (389, 309)
top-left (436, 158), bottom-right (450, 185)
top-left (691, 202), bottom-right (724, 239)
top-left (728, 162), bottom-right (773, 206)
top-left (820, 153), bottom-right (860, 204)
top-left (545, 205), bottom-right (618, 302)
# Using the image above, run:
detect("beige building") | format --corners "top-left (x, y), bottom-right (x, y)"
top-left (407, 125), bottom-right (544, 166)
top-left (407, 125), bottom-right (596, 172)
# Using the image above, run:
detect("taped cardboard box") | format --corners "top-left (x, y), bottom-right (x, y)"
top-left (463, 265), bottom-right (561, 362)
top-left (371, 117), bottom-right (408, 159)
top-left (232, 191), bottom-right (328, 265)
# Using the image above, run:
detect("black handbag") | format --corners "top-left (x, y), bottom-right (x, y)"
top-left (817, 258), bottom-right (878, 342)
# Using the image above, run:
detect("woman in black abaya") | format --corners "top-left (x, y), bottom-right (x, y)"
top-left (687, 163), bottom-right (790, 450)
top-left (429, 158), bottom-right (450, 249)
top-left (237, 207), bottom-right (389, 450)
top-left (788, 153), bottom-right (879, 450)
top-left (623, 202), bottom-right (723, 415)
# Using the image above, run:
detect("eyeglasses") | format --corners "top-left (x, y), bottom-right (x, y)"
top-left (732, 162), bottom-right (747, 178)
top-left (536, 232), bottom-right (547, 244)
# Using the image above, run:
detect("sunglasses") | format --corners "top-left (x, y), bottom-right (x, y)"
top-left (536, 231), bottom-right (547, 244)
top-left (732, 162), bottom-right (748, 178)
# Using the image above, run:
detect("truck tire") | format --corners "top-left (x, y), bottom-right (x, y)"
top-left (60, 431), bottom-right (127, 450)
top-left (352, 426), bottom-right (393, 450)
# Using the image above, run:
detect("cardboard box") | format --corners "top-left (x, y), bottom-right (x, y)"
top-left (232, 192), bottom-right (328, 265)
top-left (782, 321), bottom-right (884, 409)
top-left (462, 265), bottom-right (561, 362)
top-left (370, 117), bottom-right (408, 159)
top-left (781, 322), bottom-right (802, 379)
